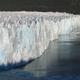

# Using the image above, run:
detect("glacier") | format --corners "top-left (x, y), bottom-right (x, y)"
top-left (0, 11), bottom-right (80, 67)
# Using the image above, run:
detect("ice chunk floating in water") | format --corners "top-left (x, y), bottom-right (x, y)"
top-left (0, 12), bottom-right (80, 68)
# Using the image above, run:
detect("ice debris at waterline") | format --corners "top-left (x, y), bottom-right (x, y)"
top-left (0, 12), bottom-right (80, 67)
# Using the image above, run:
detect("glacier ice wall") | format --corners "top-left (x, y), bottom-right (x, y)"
top-left (0, 12), bottom-right (80, 65)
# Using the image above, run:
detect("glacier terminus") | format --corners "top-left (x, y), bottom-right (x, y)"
top-left (0, 12), bottom-right (80, 68)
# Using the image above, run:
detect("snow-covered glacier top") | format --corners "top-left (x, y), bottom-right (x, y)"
top-left (0, 11), bottom-right (80, 67)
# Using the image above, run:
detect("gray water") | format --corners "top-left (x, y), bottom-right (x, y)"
top-left (0, 35), bottom-right (80, 80)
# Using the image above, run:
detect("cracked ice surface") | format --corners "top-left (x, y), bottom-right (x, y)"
top-left (0, 11), bottom-right (80, 65)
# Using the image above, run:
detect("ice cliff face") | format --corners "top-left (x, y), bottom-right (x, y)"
top-left (0, 12), bottom-right (80, 66)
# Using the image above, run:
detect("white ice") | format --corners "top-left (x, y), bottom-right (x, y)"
top-left (0, 11), bottom-right (80, 65)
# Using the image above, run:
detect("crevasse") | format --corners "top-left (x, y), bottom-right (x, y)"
top-left (0, 12), bottom-right (80, 65)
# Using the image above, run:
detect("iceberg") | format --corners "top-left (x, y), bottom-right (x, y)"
top-left (0, 12), bottom-right (80, 67)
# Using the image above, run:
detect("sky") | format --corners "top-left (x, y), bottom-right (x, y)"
top-left (0, 0), bottom-right (79, 14)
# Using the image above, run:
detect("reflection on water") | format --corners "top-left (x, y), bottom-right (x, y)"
top-left (0, 35), bottom-right (80, 79)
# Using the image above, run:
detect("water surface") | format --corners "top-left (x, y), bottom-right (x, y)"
top-left (0, 35), bottom-right (80, 80)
